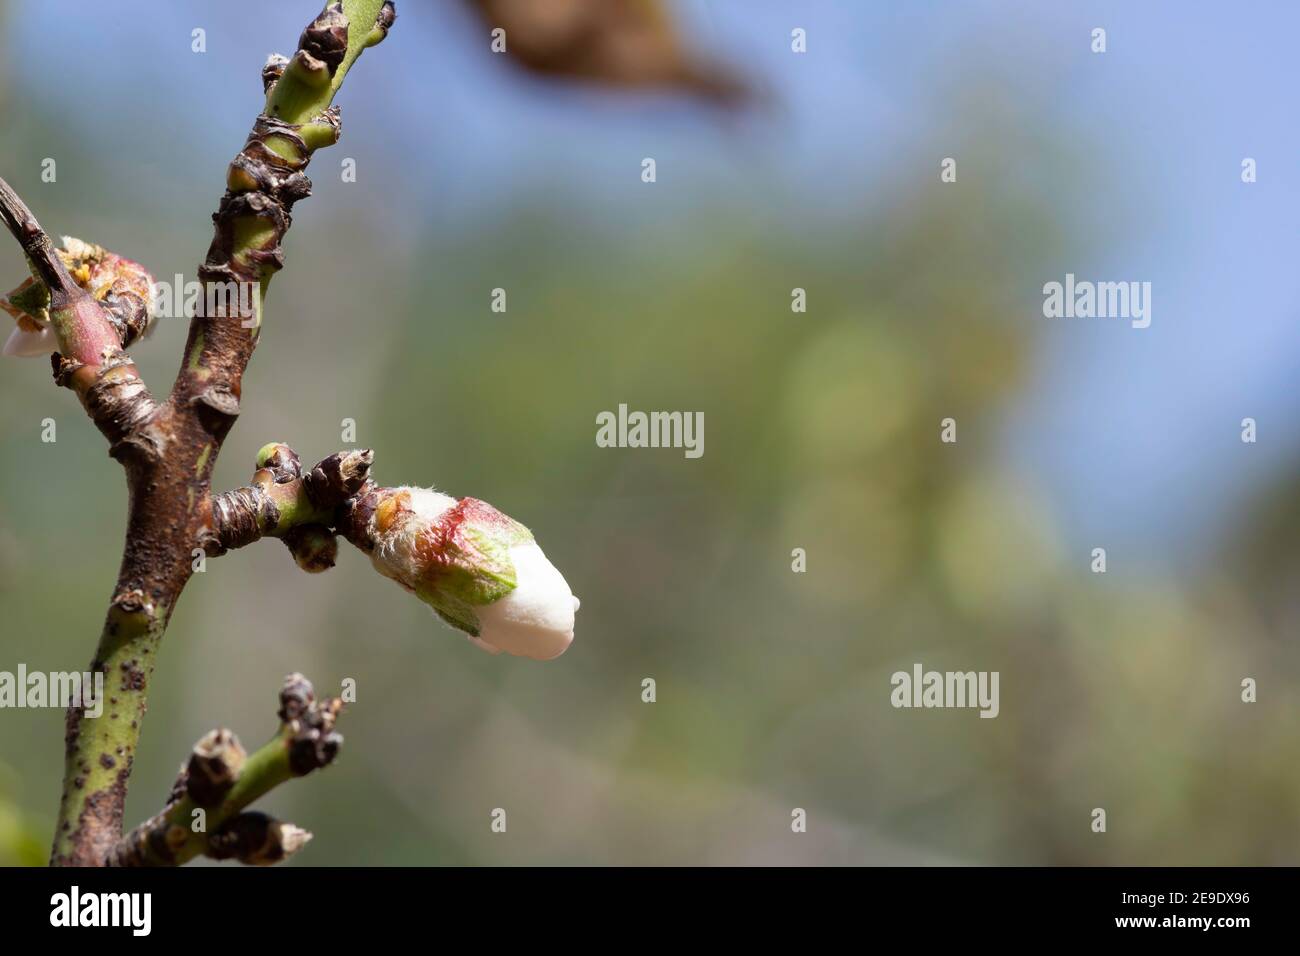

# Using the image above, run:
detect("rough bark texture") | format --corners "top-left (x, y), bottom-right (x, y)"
top-left (210, 448), bottom-right (374, 553)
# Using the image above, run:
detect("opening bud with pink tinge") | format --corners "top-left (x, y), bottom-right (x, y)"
top-left (360, 486), bottom-right (578, 660)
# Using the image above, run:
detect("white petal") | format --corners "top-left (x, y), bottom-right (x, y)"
top-left (3, 324), bottom-right (54, 357)
top-left (476, 542), bottom-right (577, 660)
top-left (465, 634), bottom-right (503, 655)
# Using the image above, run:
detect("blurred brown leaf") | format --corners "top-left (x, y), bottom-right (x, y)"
top-left (467, 0), bottom-right (748, 104)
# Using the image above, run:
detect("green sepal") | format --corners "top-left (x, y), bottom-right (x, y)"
top-left (417, 585), bottom-right (483, 637)
top-left (423, 509), bottom-right (529, 610)
top-left (4, 279), bottom-right (51, 323)
top-left (426, 548), bottom-right (516, 610)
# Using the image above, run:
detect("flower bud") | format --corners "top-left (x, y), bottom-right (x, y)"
top-left (2, 236), bottom-right (156, 357)
top-left (362, 487), bottom-right (578, 660)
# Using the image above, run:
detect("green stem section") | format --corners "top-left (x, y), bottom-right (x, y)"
top-left (50, 600), bottom-right (169, 865)
top-left (109, 673), bottom-right (343, 866)
top-left (237, 0), bottom-right (390, 332)
top-left (155, 732), bottom-right (295, 866)
top-left (268, 0), bottom-right (391, 123)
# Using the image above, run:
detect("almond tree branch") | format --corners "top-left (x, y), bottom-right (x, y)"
top-left (45, 0), bottom-right (395, 866)
top-left (211, 444), bottom-right (372, 548)
top-left (210, 444), bottom-right (373, 571)
top-left (109, 674), bottom-right (343, 867)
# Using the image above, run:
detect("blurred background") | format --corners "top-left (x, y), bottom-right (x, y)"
top-left (1, 0), bottom-right (1298, 865)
